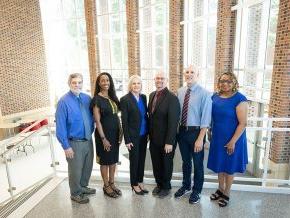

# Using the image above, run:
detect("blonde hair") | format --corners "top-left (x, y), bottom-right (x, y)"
top-left (217, 72), bottom-right (239, 94)
top-left (127, 75), bottom-right (142, 92)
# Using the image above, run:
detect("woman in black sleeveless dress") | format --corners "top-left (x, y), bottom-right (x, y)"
top-left (91, 72), bottom-right (121, 198)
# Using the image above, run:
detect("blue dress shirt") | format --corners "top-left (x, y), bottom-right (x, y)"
top-left (55, 91), bottom-right (94, 149)
top-left (177, 83), bottom-right (212, 128)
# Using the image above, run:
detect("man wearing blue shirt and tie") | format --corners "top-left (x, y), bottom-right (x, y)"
top-left (174, 66), bottom-right (212, 204)
top-left (56, 73), bottom-right (95, 204)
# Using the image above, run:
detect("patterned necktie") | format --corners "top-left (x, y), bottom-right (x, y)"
top-left (78, 97), bottom-right (91, 140)
top-left (151, 91), bottom-right (161, 113)
top-left (181, 88), bottom-right (191, 126)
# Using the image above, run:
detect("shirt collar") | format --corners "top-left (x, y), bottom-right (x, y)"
top-left (69, 91), bottom-right (82, 99)
top-left (156, 87), bottom-right (167, 95)
top-left (187, 83), bottom-right (198, 91)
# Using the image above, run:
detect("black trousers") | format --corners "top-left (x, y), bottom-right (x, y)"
top-left (149, 142), bottom-right (175, 190)
top-left (129, 135), bottom-right (148, 186)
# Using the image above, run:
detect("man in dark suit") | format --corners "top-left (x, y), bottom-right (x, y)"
top-left (148, 71), bottom-right (180, 198)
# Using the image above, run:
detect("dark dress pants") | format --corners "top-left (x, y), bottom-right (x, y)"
top-left (178, 129), bottom-right (204, 193)
top-left (129, 135), bottom-right (148, 186)
top-left (149, 141), bottom-right (175, 190)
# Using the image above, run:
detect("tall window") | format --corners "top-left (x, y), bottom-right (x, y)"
top-left (96, 0), bottom-right (128, 98)
top-left (183, 0), bottom-right (218, 91)
top-left (233, 0), bottom-right (279, 176)
top-left (233, 0), bottom-right (279, 103)
top-left (40, 0), bottom-right (90, 105)
top-left (139, 0), bottom-right (169, 95)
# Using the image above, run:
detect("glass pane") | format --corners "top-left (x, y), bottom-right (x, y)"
top-left (39, 0), bottom-right (63, 21)
top-left (62, 0), bottom-right (76, 19)
top-left (192, 21), bottom-right (203, 67)
top-left (97, 0), bottom-right (108, 15)
top-left (122, 12), bottom-right (127, 34)
top-left (109, 0), bottom-right (119, 13)
top-left (66, 19), bottom-right (78, 39)
top-left (123, 37), bottom-right (128, 67)
top-left (119, 0), bottom-right (126, 12)
top-left (75, 0), bottom-right (85, 17)
top-left (154, 5), bottom-right (164, 28)
top-left (141, 70), bottom-right (155, 96)
top-left (99, 15), bottom-right (110, 33)
top-left (111, 38), bottom-right (122, 69)
top-left (110, 14), bottom-right (121, 33)
top-left (78, 18), bottom-right (87, 37)
top-left (141, 32), bottom-right (152, 68)
top-left (266, 0), bottom-right (279, 66)
top-left (193, 0), bottom-right (204, 18)
top-left (208, 0), bottom-right (218, 14)
top-left (207, 18), bottom-right (217, 67)
top-left (142, 7), bottom-right (151, 28)
top-left (99, 38), bottom-right (111, 69)
top-left (246, 4), bottom-right (263, 68)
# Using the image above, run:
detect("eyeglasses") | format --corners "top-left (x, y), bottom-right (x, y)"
top-left (155, 77), bottom-right (165, 80)
top-left (185, 71), bottom-right (195, 74)
top-left (219, 80), bottom-right (233, 84)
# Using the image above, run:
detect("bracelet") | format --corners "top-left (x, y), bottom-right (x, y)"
top-left (101, 136), bottom-right (105, 141)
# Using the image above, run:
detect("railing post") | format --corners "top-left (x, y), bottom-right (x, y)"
top-left (262, 118), bottom-right (273, 187)
top-left (4, 154), bottom-right (16, 200)
top-left (47, 125), bottom-right (57, 176)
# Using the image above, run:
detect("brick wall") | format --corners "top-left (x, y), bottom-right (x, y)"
top-left (126, 0), bottom-right (140, 77)
top-left (0, 0), bottom-right (50, 116)
top-left (84, 0), bottom-right (101, 95)
top-left (169, 0), bottom-right (184, 93)
top-left (214, 0), bottom-right (237, 89)
top-left (269, 0), bottom-right (290, 164)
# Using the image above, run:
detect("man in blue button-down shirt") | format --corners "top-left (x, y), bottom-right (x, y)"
top-left (174, 66), bottom-right (212, 204)
top-left (56, 73), bottom-right (95, 204)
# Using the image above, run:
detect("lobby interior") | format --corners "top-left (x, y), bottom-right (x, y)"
top-left (0, 0), bottom-right (289, 217)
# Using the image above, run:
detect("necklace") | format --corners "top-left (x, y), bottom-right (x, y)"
top-left (99, 92), bottom-right (109, 98)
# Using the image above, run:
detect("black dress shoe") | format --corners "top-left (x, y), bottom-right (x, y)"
top-left (158, 189), bottom-right (170, 198)
top-left (139, 185), bottom-right (149, 194)
top-left (70, 194), bottom-right (89, 204)
top-left (141, 188), bottom-right (149, 194)
top-left (152, 186), bottom-right (161, 196)
top-left (82, 187), bottom-right (96, 195)
top-left (132, 186), bottom-right (144, 195)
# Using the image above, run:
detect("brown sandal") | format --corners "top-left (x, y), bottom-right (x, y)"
top-left (109, 182), bottom-right (122, 196)
top-left (103, 185), bottom-right (118, 198)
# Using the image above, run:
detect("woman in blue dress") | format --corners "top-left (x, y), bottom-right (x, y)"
top-left (207, 72), bottom-right (248, 207)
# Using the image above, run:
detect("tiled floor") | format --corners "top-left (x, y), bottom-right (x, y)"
top-left (25, 180), bottom-right (290, 218)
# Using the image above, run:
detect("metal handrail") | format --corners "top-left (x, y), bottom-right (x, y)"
top-left (0, 118), bottom-right (47, 157)
top-left (1, 117), bottom-right (56, 204)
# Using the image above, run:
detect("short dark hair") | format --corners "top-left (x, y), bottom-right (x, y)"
top-left (68, 73), bottom-right (83, 85)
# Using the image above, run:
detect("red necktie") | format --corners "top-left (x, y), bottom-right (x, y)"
top-left (181, 88), bottom-right (191, 126)
top-left (151, 91), bottom-right (161, 113)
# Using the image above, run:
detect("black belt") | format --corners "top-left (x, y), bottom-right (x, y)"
top-left (179, 126), bottom-right (200, 131)
top-left (69, 138), bottom-right (88, 142)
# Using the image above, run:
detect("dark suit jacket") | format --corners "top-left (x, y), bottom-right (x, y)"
top-left (148, 87), bottom-right (180, 146)
top-left (120, 92), bottom-right (148, 144)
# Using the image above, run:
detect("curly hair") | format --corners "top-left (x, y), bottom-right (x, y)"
top-left (217, 72), bottom-right (239, 94)
top-left (94, 72), bottom-right (120, 108)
